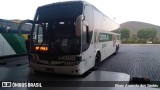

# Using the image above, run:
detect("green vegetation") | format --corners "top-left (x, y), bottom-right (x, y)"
top-left (120, 28), bottom-right (160, 44)
top-left (137, 28), bottom-right (157, 40)
top-left (120, 28), bottom-right (130, 39)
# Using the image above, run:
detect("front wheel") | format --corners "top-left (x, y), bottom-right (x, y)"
top-left (113, 45), bottom-right (119, 55)
top-left (93, 53), bottom-right (101, 70)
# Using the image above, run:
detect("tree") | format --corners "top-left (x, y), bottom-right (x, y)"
top-left (137, 28), bottom-right (146, 39)
top-left (137, 28), bottom-right (157, 40)
top-left (146, 28), bottom-right (157, 39)
top-left (120, 28), bottom-right (130, 39)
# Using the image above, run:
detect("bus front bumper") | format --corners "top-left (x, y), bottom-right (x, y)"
top-left (30, 62), bottom-right (85, 75)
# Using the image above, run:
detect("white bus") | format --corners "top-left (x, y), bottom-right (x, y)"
top-left (18, 1), bottom-right (121, 75)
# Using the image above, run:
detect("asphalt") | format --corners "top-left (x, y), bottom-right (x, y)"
top-left (0, 55), bottom-right (28, 67)
top-left (1, 44), bottom-right (160, 81)
top-left (98, 44), bottom-right (160, 81)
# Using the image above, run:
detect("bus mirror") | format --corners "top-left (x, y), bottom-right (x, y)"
top-left (83, 20), bottom-right (88, 26)
top-left (75, 15), bottom-right (84, 36)
top-left (18, 20), bottom-right (33, 36)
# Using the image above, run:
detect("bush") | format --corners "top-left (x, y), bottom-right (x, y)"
top-left (121, 38), bottom-right (128, 44)
top-left (120, 32), bottom-right (160, 44)
top-left (121, 38), bottom-right (146, 44)
top-left (127, 38), bottom-right (135, 44)
top-left (152, 38), bottom-right (160, 44)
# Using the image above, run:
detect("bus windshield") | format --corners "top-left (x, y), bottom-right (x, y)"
top-left (31, 2), bottom-right (83, 55)
top-left (35, 2), bottom-right (83, 21)
top-left (32, 21), bottom-right (81, 55)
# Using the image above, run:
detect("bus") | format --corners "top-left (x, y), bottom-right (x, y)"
top-left (0, 19), bottom-right (30, 57)
top-left (18, 1), bottom-right (121, 75)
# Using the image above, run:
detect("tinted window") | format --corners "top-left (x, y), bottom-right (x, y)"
top-left (84, 5), bottom-right (94, 30)
top-left (2, 21), bottom-right (7, 27)
top-left (36, 2), bottom-right (83, 21)
top-left (0, 20), bottom-right (2, 29)
top-left (7, 22), bottom-right (17, 30)
top-left (0, 20), bottom-right (1, 27)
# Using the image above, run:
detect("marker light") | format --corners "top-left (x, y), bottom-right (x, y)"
top-left (35, 46), bottom-right (48, 51)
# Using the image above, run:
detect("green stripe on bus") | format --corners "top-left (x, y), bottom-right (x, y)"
top-left (14, 34), bottom-right (27, 52)
top-left (1, 33), bottom-right (26, 54)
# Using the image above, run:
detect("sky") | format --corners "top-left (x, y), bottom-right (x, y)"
top-left (0, 0), bottom-right (160, 25)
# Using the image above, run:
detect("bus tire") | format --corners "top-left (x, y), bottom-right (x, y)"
top-left (113, 45), bottom-right (119, 55)
top-left (117, 45), bottom-right (120, 51)
top-left (93, 52), bottom-right (101, 70)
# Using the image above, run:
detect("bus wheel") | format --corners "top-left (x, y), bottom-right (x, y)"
top-left (113, 45), bottom-right (119, 55)
top-left (93, 52), bottom-right (101, 70)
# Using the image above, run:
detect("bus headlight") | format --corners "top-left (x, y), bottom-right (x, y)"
top-left (31, 54), bottom-right (39, 61)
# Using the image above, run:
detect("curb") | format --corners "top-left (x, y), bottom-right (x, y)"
top-left (0, 54), bottom-right (27, 59)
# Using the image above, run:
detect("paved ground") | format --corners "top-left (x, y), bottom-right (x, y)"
top-left (0, 56), bottom-right (28, 67)
top-left (1, 44), bottom-right (160, 81)
top-left (98, 44), bottom-right (160, 81)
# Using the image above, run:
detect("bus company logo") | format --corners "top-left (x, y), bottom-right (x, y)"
top-left (99, 34), bottom-right (109, 41)
top-left (2, 82), bottom-right (11, 87)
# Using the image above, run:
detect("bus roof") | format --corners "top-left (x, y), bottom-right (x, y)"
top-left (38, 1), bottom-right (86, 9)
top-left (36, 1), bottom-right (119, 31)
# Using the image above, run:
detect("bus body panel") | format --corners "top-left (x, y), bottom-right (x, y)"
top-left (30, 57), bottom-right (86, 75)
top-left (0, 34), bottom-right (16, 56)
top-left (81, 43), bottom-right (95, 72)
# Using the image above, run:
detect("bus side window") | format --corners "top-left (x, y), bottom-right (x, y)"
top-left (37, 25), bottom-right (43, 43)
top-left (84, 5), bottom-right (93, 44)
top-left (82, 25), bottom-right (89, 44)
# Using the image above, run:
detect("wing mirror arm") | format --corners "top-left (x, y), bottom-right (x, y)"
top-left (18, 19), bottom-right (34, 36)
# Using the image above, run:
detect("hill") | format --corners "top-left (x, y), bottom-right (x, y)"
top-left (10, 19), bottom-right (22, 23)
top-left (119, 21), bottom-right (160, 39)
